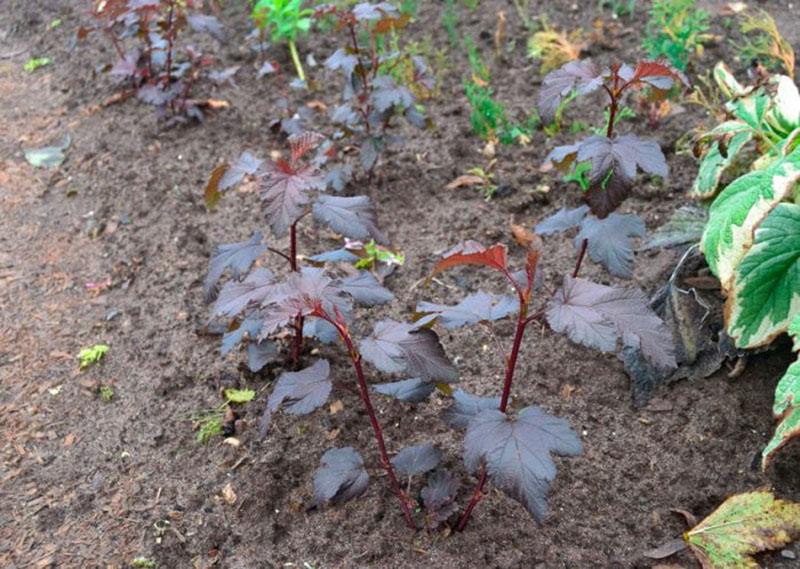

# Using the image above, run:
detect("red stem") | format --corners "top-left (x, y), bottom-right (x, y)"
top-left (164, 0), bottom-right (175, 89)
top-left (457, 289), bottom-right (530, 531)
top-left (320, 312), bottom-right (417, 529)
top-left (289, 221), bottom-right (303, 367)
top-left (572, 238), bottom-right (588, 279)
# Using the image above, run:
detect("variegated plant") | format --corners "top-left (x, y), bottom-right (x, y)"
top-left (692, 62), bottom-right (800, 467)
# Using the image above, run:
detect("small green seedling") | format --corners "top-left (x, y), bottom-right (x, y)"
top-left (354, 240), bottom-right (405, 270)
top-left (252, 0), bottom-right (313, 82)
top-left (78, 344), bottom-right (109, 369)
top-left (224, 388), bottom-right (256, 403)
top-left (100, 384), bottom-right (115, 402)
top-left (24, 57), bottom-right (51, 72)
top-left (49, 19), bottom-right (62, 29)
top-left (131, 557), bottom-right (156, 569)
top-left (195, 388), bottom-right (254, 444)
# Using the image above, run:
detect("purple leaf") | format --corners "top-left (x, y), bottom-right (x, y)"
top-left (464, 406), bottom-right (582, 522)
top-left (220, 151), bottom-right (263, 191)
top-left (372, 75), bottom-right (414, 112)
top-left (391, 443), bottom-right (442, 477)
top-left (360, 319), bottom-right (458, 381)
top-left (309, 248), bottom-right (361, 264)
top-left (109, 50), bottom-right (139, 79)
top-left (338, 271), bottom-right (394, 306)
top-left (247, 339), bottom-right (278, 372)
top-left (446, 389), bottom-right (501, 429)
top-left (575, 213), bottom-right (645, 278)
top-left (257, 61), bottom-right (277, 78)
top-left (373, 378), bottom-right (436, 403)
top-left (312, 195), bottom-right (388, 244)
top-left (583, 166), bottom-right (630, 219)
top-left (212, 267), bottom-right (276, 317)
top-left (352, 2), bottom-right (399, 20)
top-left (204, 233), bottom-right (266, 300)
top-left (534, 205), bottom-right (590, 236)
top-left (325, 48), bottom-right (358, 77)
top-left (313, 447), bottom-right (369, 507)
top-left (187, 14), bottom-right (225, 41)
top-left (543, 143), bottom-right (581, 171)
top-left (416, 292), bottom-right (517, 329)
top-left (260, 160), bottom-right (324, 238)
top-left (421, 469), bottom-right (460, 528)
top-left (137, 82), bottom-right (181, 107)
top-left (577, 134), bottom-right (668, 185)
top-left (538, 60), bottom-right (603, 121)
top-left (259, 359), bottom-right (332, 435)
top-left (546, 276), bottom-right (677, 369)
top-left (221, 314), bottom-right (263, 356)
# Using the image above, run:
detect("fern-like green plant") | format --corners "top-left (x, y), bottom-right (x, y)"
top-left (642, 0), bottom-right (711, 72)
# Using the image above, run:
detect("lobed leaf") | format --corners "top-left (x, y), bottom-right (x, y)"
top-left (204, 233), bottom-right (266, 300)
top-left (421, 469), bottom-right (460, 528)
top-left (446, 389), bottom-right (501, 429)
top-left (220, 151), bottom-right (263, 192)
top-left (338, 271), bottom-right (394, 306)
top-left (463, 406), bottom-right (582, 522)
top-left (547, 276), bottom-right (677, 369)
top-left (259, 359), bottom-right (332, 435)
top-left (373, 378), bottom-right (436, 403)
top-left (641, 205), bottom-right (708, 250)
top-left (416, 292), bottom-right (518, 329)
top-left (534, 205), bottom-right (590, 236)
top-left (313, 447), bottom-right (369, 507)
top-left (575, 213), bottom-right (645, 279)
top-left (260, 160), bottom-right (324, 238)
top-left (538, 60), bottom-right (603, 121)
top-left (312, 195), bottom-right (388, 244)
top-left (360, 319), bottom-right (458, 382)
top-left (212, 267), bottom-right (276, 318)
top-left (391, 443), bottom-right (442, 477)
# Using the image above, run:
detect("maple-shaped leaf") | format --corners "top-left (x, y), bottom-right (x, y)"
top-left (338, 271), bottom-right (394, 306)
top-left (538, 59), bottom-right (603, 121)
top-left (219, 151), bottom-right (263, 192)
top-left (187, 14), bottom-right (224, 41)
top-left (109, 50), bottom-right (139, 79)
top-left (312, 195), bottom-right (388, 244)
top-left (446, 389), bottom-right (501, 429)
top-left (259, 359), bottom-right (332, 435)
top-left (204, 233), bottom-right (266, 300)
top-left (574, 213), bottom-right (645, 278)
top-left (685, 490), bottom-right (800, 569)
top-left (577, 134), bottom-right (668, 186)
top-left (372, 75), bottom-right (414, 112)
top-left (373, 377), bottom-right (436, 403)
top-left (464, 406), bottom-right (582, 522)
top-left (212, 267), bottom-right (276, 318)
top-left (391, 443), bottom-right (442, 477)
top-left (247, 339), bottom-right (278, 372)
top-left (325, 48), bottom-right (358, 77)
top-left (546, 276), bottom-right (677, 369)
top-left (534, 205), bottom-right (590, 236)
top-left (431, 241), bottom-right (508, 278)
top-left (221, 314), bottom-right (263, 357)
top-left (421, 469), bottom-right (460, 528)
top-left (416, 292), bottom-right (518, 329)
top-left (360, 319), bottom-right (458, 382)
top-left (260, 159), bottom-right (324, 238)
top-left (313, 447), bottom-right (369, 507)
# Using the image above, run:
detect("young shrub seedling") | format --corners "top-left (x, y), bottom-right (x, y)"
top-left (413, 226), bottom-right (675, 529)
top-left (319, 1), bottom-right (432, 182)
top-left (78, 344), bottom-right (109, 369)
top-left (537, 59), bottom-right (685, 277)
top-left (81, 0), bottom-right (225, 122)
top-left (691, 63), bottom-right (800, 466)
top-left (736, 9), bottom-right (795, 79)
top-left (252, 0), bottom-right (314, 83)
top-left (203, 132), bottom-right (460, 528)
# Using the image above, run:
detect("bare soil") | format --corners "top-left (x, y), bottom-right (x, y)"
top-left (1, 1), bottom-right (799, 568)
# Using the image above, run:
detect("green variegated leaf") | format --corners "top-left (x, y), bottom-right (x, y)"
top-left (726, 203), bottom-right (800, 347)
top-left (713, 62), bottom-right (747, 99)
top-left (706, 120), bottom-right (753, 138)
top-left (701, 147), bottom-right (800, 287)
top-left (762, 313), bottom-right (800, 468)
top-left (691, 131), bottom-right (753, 199)
top-left (729, 91), bottom-right (770, 131)
top-left (766, 76), bottom-right (800, 135)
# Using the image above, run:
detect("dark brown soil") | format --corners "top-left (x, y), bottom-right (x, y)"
top-left (2, 1), bottom-right (799, 568)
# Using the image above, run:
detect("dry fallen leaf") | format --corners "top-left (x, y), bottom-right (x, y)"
top-left (221, 483), bottom-right (237, 505)
top-left (446, 175), bottom-right (485, 190)
top-left (329, 400), bottom-right (344, 414)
